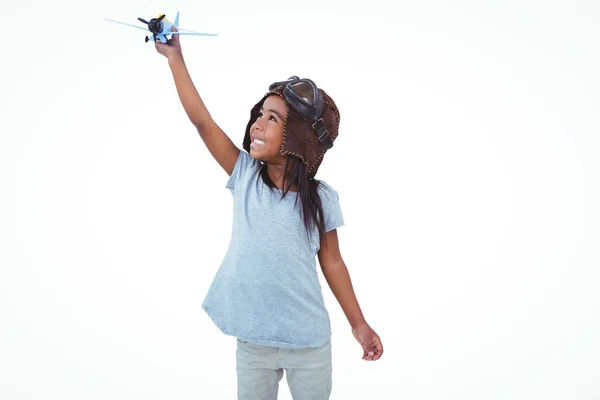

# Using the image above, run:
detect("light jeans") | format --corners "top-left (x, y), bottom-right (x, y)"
top-left (236, 338), bottom-right (333, 400)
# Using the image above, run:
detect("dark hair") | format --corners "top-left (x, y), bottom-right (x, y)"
top-left (258, 155), bottom-right (328, 247)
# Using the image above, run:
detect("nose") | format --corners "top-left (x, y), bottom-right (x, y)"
top-left (253, 119), bottom-right (264, 132)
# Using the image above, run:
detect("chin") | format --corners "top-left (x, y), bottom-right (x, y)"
top-left (249, 148), bottom-right (263, 161)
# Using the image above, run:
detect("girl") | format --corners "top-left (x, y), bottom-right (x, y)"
top-left (155, 28), bottom-right (383, 399)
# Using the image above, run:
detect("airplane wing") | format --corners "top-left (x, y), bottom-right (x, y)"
top-left (104, 18), bottom-right (148, 31)
top-left (169, 31), bottom-right (218, 36)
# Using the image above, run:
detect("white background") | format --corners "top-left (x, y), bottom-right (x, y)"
top-left (1, 0), bottom-right (599, 399)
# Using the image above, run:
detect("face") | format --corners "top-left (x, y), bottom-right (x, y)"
top-left (249, 95), bottom-right (288, 164)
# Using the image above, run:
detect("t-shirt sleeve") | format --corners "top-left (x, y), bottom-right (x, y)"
top-left (319, 182), bottom-right (345, 232)
top-left (226, 150), bottom-right (257, 193)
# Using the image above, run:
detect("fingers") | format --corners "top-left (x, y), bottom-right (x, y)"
top-left (360, 341), bottom-right (374, 361)
top-left (363, 342), bottom-right (375, 361)
top-left (155, 41), bottom-right (167, 54)
top-left (372, 336), bottom-right (383, 361)
top-left (362, 335), bottom-right (383, 361)
top-left (372, 342), bottom-right (383, 360)
top-left (171, 25), bottom-right (179, 41)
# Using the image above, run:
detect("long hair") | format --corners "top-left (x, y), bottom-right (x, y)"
top-left (258, 155), bottom-right (328, 247)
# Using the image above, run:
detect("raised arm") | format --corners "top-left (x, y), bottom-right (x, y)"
top-left (156, 27), bottom-right (240, 176)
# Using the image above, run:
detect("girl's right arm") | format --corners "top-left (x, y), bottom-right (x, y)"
top-left (156, 28), bottom-right (240, 177)
top-left (167, 56), bottom-right (240, 177)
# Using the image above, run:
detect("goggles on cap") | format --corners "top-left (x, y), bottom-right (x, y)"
top-left (268, 76), bottom-right (334, 152)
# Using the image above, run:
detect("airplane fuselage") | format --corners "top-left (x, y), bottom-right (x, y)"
top-left (145, 19), bottom-right (175, 43)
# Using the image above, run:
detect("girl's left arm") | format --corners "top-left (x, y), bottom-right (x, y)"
top-left (318, 229), bottom-right (384, 361)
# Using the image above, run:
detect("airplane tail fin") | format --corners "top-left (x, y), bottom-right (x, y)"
top-left (174, 11), bottom-right (180, 28)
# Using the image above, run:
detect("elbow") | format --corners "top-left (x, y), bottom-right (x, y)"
top-left (193, 118), bottom-right (214, 135)
top-left (321, 259), bottom-right (346, 274)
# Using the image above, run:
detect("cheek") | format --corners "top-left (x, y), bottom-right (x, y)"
top-left (267, 131), bottom-right (283, 145)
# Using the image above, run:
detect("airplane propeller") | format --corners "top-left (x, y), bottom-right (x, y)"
top-left (137, 14), bottom-right (166, 42)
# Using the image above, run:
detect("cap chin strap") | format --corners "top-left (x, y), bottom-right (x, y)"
top-left (312, 118), bottom-right (333, 151)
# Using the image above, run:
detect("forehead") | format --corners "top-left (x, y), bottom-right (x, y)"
top-left (263, 95), bottom-right (287, 113)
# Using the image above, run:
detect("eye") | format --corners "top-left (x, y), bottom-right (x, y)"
top-left (269, 115), bottom-right (277, 122)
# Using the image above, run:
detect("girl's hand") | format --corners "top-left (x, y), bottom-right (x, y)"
top-left (155, 26), bottom-right (183, 62)
top-left (352, 322), bottom-right (383, 361)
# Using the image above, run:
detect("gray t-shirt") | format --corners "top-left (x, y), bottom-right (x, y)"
top-left (201, 150), bottom-right (345, 349)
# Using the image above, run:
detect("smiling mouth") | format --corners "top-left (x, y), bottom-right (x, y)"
top-left (251, 138), bottom-right (265, 147)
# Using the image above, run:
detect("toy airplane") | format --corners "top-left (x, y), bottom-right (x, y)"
top-left (104, 11), bottom-right (217, 44)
